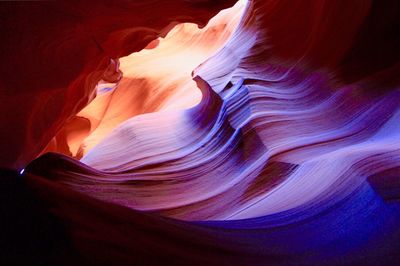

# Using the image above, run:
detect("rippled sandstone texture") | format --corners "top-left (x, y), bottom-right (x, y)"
top-left (1, 0), bottom-right (400, 265)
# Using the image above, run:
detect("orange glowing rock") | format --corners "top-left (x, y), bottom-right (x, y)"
top-left (45, 0), bottom-right (247, 158)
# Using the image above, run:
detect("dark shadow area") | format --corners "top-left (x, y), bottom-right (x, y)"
top-left (0, 169), bottom-right (81, 265)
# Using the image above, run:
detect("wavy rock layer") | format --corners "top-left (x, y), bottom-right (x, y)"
top-left (2, 0), bottom-right (400, 265)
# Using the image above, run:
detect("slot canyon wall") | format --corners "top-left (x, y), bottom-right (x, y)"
top-left (1, 0), bottom-right (400, 265)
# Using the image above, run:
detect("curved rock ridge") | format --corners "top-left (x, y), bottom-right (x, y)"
top-left (26, 65), bottom-right (400, 221)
